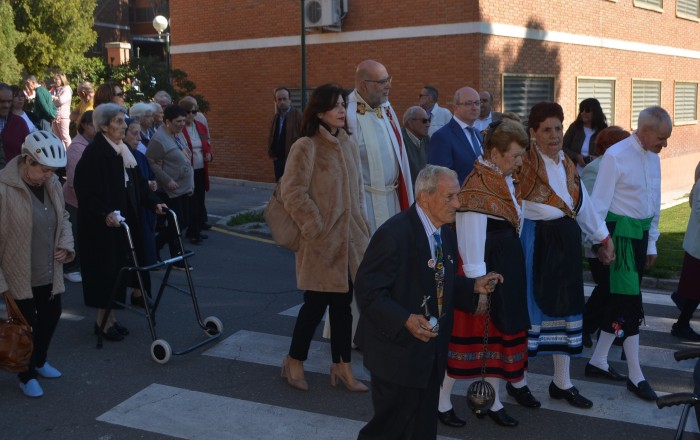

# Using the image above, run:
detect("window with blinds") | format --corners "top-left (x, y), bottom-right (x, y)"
top-left (634, 0), bottom-right (663, 11)
top-left (674, 82), bottom-right (698, 125)
top-left (502, 74), bottom-right (555, 124)
top-left (678, 0), bottom-right (700, 19)
top-left (631, 80), bottom-right (661, 129)
top-left (577, 78), bottom-right (615, 125)
top-left (288, 88), bottom-right (314, 110)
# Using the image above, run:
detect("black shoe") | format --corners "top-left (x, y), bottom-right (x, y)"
top-left (199, 233), bottom-right (208, 239)
top-left (438, 409), bottom-right (466, 427)
top-left (173, 261), bottom-right (193, 271)
top-left (112, 321), bottom-right (130, 336)
top-left (671, 323), bottom-right (700, 341)
top-left (584, 363), bottom-right (627, 381)
top-left (582, 332), bottom-right (593, 348)
top-left (506, 382), bottom-right (541, 408)
top-left (486, 408), bottom-right (518, 427)
top-left (626, 379), bottom-right (657, 401)
top-left (201, 223), bottom-right (212, 230)
top-left (548, 382), bottom-right (593, 409)
top-left (94, 323), bottom-right (124, 341)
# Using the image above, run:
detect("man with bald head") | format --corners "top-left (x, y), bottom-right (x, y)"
top-left (347, 59), bottom-right (414, 233)
top-left (428, 86), bottom-right (483, 185)
top-left (402, 106), bottom-right (431, 186)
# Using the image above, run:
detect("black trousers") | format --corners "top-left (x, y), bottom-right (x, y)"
top-left (289, 287), bottom-right (352, 363)
top-left (15, 284), bottom-right (62, 383)
top-left (583, 256), bottom-right (609, 334)
top-left (358, 358), bottom-right (440, 440)
top-left (186, 169), bottom-right (206, 240)
top-left (156, 193), bottom-right (190, 257)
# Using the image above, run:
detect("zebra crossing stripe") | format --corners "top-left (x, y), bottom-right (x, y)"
top-left (97, 383), bottom-right (461, 440)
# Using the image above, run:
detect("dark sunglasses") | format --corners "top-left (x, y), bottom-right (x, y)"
top-left (187, 110), bottom-right (198, 114)
top-left (114, 92), bottom-right (124, 97)
top-left (412, 118), bottom-right (431, 124)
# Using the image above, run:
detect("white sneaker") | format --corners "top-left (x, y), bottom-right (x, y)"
top-left (64, 272), bottom-right (82, 283)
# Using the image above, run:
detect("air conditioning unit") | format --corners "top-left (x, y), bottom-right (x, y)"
top-left (305, 0), bottom-right (341, 28)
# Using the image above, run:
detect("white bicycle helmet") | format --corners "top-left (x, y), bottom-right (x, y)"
top-left (21, 130), bottom-right (66, 168)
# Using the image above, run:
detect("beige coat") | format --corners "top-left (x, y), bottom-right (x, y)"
top-left (0, 156), bottom-right (75, 300)
top-left (281, 126), bottom-right (371, 292)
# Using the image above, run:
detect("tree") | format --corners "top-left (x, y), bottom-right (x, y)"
top-left (0, 1), bottom-right (22, 83)
top-left (11, 0), bottom-right (97, 77)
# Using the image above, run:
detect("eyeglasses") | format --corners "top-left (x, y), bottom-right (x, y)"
top-left (187, 110), bottom-right (198, 114)
top-left (411, 118), bottom-right (431, 124)
top-left (418, 94), bottom-right (431, 99)
top-left (114, 92), bottom-right (124, 97)
top-left (364, 76), bottom-right (392, 86)
top-left (480, 98), bottom-right (490, 104)
top-left (455, 100), bottom-right (481, 107)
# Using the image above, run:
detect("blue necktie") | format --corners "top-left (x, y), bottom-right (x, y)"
top-left (432, 231), bottom-right (444, 315)
top-left (466, 126), bottom-right (482, 157)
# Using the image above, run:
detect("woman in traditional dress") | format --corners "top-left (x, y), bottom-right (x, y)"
top-left (518, 102), bottom-right (613, 409)
top-left (438, 120), bottom-right (531, 428)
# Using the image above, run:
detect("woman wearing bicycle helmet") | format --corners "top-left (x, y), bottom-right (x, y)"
top-left (0, 130), bottom-right (75, 398)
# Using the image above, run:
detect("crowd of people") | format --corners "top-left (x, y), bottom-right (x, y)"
top-left (0, 75), bottom-right (213, 397)
top-left (269, 59), bottom-right (683, 439)
top-left (0, 59), bottom-right (691, 440)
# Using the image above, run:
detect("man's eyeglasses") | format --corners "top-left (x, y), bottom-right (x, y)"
top-left (455, 100), bottom-right (480, 107)
top-left (364, 76), bottom-right (392, 86)
top-left (418, 94), bottom-right (431, 99)
top-left (411, 118), bottom-right (431, 124)
top-left (187, 110), bottom-right (198, 114)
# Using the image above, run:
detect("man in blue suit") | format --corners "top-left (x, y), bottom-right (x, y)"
top-left (427, 86), bottom-right (483, 185)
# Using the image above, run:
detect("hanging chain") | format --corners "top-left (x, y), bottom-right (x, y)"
top-left (478, 280), bottom-right (494, 379)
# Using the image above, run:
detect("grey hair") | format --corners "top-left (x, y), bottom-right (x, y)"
top-left (154, 90), bottom-right (172, 105)
top-left (414, 165), bottom-right (458, 197)
top-left (78, 81), bottom-right (94, 93)
top-left (638, 106), bottom-right (672, 131)
top-left (403, 105), bottom-right (426, 125)
top-left (93, 103), bottom-right (127, 132)
top-left (129, 102), bottom-right (154, 120)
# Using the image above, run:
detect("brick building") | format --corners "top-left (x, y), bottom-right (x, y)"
top-left (170, 0), bottom-right (700, 190)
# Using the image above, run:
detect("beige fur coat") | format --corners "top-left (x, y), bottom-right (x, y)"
top-left (281, 126), bottom-right (371, 292)
top-left (0, 156), bottom-right (75, 300)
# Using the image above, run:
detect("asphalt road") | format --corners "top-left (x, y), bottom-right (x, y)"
top-left (1, 180), bottom-right (699, 439)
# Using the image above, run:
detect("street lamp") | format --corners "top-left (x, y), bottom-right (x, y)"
top-left (152, 15), bottom-right (171, 84)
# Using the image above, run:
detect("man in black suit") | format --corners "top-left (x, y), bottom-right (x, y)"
top-left (355, 165), bottom-right (502, 440)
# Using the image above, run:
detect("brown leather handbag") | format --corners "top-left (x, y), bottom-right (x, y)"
top-left (0, 291), bottom-right (33, 372)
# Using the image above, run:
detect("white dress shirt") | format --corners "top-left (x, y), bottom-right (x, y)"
top-left (453, 116), bottom-right (483, 157)
top-left (427, 103), bottom-right (452, 137)
top-left (590, 133), bottom-right (661, 254)
top-left (473, 112), bottom-right (493, 132)
top-left (523, 148), bottom-right (609, 243)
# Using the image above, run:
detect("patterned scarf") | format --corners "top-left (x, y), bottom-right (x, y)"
top-left (458, 161), bottom-right (521, 231)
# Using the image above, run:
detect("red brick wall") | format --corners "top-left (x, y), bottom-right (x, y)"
top-left (171, 0), bottom-right (700, 186)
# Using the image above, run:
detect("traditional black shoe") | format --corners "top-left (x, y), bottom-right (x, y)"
top-left (506, 382), bottom-right (541, 408)
top-left (113, 321), bottom-right (130, 336)
top-left (548, 382), bottom-right (593, 409)
top-left (582, 332), bottom-right (593, 348)
top-left (438, 409), bottom-right (466, 427)
top-left (584, 363), bottom-right (627, 381)
top-left (94, 323), bottom-right (124, 341)
top-left (486, 408), bottom-right (518, 427)
top-left (671, 323), bottom-right (700, 341)
top-left (627, 379), bottom-right (658, 401)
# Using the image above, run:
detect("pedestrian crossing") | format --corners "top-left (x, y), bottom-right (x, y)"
top-left (92, 285), bottom-right (699, 438)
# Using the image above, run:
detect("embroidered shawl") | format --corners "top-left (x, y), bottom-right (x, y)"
top-left (458, 161), bottom-right (521, 230)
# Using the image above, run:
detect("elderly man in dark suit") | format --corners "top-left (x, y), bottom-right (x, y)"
top-left (267, 87), bottom-right (302, 181)
top-left (427, 87), bottom-right (483, 185)
top-left (355, 165), bottom-right (502, 440)
top-left (401, 105), bottom-right (431, 187)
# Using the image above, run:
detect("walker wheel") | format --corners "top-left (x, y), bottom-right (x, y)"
top-left (151, 339), bottom-right (172, 364)
top-left (203, 316), bottom-right (223, 336)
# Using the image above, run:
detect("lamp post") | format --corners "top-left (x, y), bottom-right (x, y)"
top-left (152, 15), bottom-right (171, 84)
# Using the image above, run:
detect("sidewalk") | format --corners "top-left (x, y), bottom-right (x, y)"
top-left (208, 177), bottom-right (692, 292)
